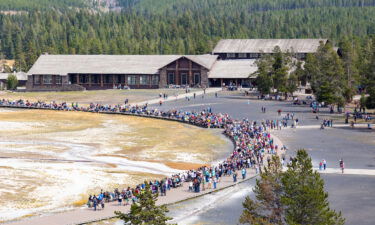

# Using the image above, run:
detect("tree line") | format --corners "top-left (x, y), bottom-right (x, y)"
top-left (121, 0), bottom-right (375, 14)
top-left (0, 5), bottom-right (374, 71)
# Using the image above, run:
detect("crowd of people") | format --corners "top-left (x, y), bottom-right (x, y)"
top-left (0, 98), bottom-right (283, 210)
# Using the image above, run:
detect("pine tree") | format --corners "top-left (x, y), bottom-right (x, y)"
top-left (7, 74), bottom-right (18, 90)
top-left (281, 150), bottom-right (345, 225)
top-left (115, 183), bottom-right (174, 225)
top-left (254, 55), bottom-right (274, 95)
top-left (239, 156), bottom-right (284, 225)
top-left (366, 87), bottom-right (375, 109)
top-left (306, 42), bottom-right (346, 108)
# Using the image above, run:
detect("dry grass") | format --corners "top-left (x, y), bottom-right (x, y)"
top-left (1, 89), bottom-right (194, 105)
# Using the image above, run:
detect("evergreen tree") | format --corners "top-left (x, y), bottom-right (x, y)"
top-left (115, 183), bottom-right (174, 225)
top-left (254, 54), bottom-right (274, 95)
top-left (365, 37), bottom-right (375, 89)
top-left (240, 150), bottom-right (345, 225)
top-left (6, 74), bottom-right (18, 90)
top-left (281, 150), bottom-right (345, 225)
top-left (306, 42), bottom-right (346, 108)
top-left (271, 47), bottom-right (292, 98)
top-left (366, 87), bottom-right (375, 109)
top-left (239, 156), bottom-right (284, 225)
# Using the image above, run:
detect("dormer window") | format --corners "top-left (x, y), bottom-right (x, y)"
top-left (238, 53), bottom-right (247, 58)
top-left (227, 53), bottom-right (236, 58)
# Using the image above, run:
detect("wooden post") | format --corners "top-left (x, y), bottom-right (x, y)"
top-left (89, 75), bottom-right (92, 87)
top-left (76, 74), bottom-right (79, 85)
top-left (100, 74), bottom-right (104, 87)
top-left (175, 60), bottom-right (179, 85)
top-left (189, 60), bottom-right (193, 86)
top-left (221, 78), bottom-right (223, 87)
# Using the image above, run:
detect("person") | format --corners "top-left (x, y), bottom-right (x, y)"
top-left (87, 195), bottom-right (92, 208)
top-left (159, 100), bottom-right (163, 106)
top-left (319, 161), bottom-right (323, 170)
top-left (215, 92), bottom-right (218, 98)
top-left (189, 180), bottom-right (193, 192)
top-left (118, 193), bottom-right (122, 206)
top-left (242, 168), bottom-right (246, 179)
top-left (213, 176), bottom-right (217, 189)
top-left (93, 196), bottom-right (98, 211)
top-left (233, 171), bottom-right (237, 182)
top-left (323, 159), bottom-right (327, 170)
top-left (339, 159), bottom-right (345, 174)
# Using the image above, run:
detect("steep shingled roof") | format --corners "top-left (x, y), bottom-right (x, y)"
top-left (208, 59), bottom-right (258, 79)
top-left (213, 39), bottom-right (328, 54)
top-left (28, 54), bottom-right (218, 76)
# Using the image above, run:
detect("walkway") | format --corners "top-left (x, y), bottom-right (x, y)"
top-left (277, 123), bottom-right (374, 130)
top-left (316, 168), bottom-right (375, 176)
top-left (133, 88), bottom-right (222, 106)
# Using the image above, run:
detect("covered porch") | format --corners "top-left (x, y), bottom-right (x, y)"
top-left (68, 74), bottom-right (160, 89)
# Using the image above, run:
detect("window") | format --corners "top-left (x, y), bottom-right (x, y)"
top-left (152, 75), bottom-right (159, 85)
top-left (238, 53), bottom-right (247, 58)
top-left (194, 73), bottom-right (200, 85)
top-left (115, 75), bottom-right (121, 84)
top-left (55, 76), bottom-right (62, 84)
top-left (43, 75), bottom-right (52, 84)
top-left (249, 53), bottom-right (259, 58)
top-left (227, 53), bottom-right (236, 58)
top-left (296, 53), bottom-right (306, 59)
top-left (92, 75), bottom-right (99, 84)
top-left (105, 75), bottom-right (113, 84)
top-left (128, 75), bottom-right (137, 85)
top-left (140, 75), bottom-right (149, 85)
top-left (34, 75), bottom-right (41, 84)
top-left (181, 73), bottom-right (187, 85)
top-left (120, 75), bottom-right (126, 84)
top-left (167, 72), bottom-right (175, 85)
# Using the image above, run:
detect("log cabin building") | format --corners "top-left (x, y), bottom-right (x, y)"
top-left (26, 39), bottom-right (329, 91)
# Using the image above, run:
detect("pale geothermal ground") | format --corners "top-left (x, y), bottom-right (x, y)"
top-left (0, 108), bottom-right (231, 222)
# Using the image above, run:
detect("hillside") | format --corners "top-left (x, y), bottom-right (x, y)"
top-left (119, 0), bottom-right (375, 13)
top-left (0, 0), bottom-right (88, 11)
top-left (0, 0), bottom-right (374, 72)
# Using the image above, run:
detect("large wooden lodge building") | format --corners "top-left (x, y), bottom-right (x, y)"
top-left (26, 39), bottom-right (328, 91)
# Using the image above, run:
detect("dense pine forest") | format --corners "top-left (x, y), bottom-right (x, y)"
top-left (0, 0), bottom-right (374, 72)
